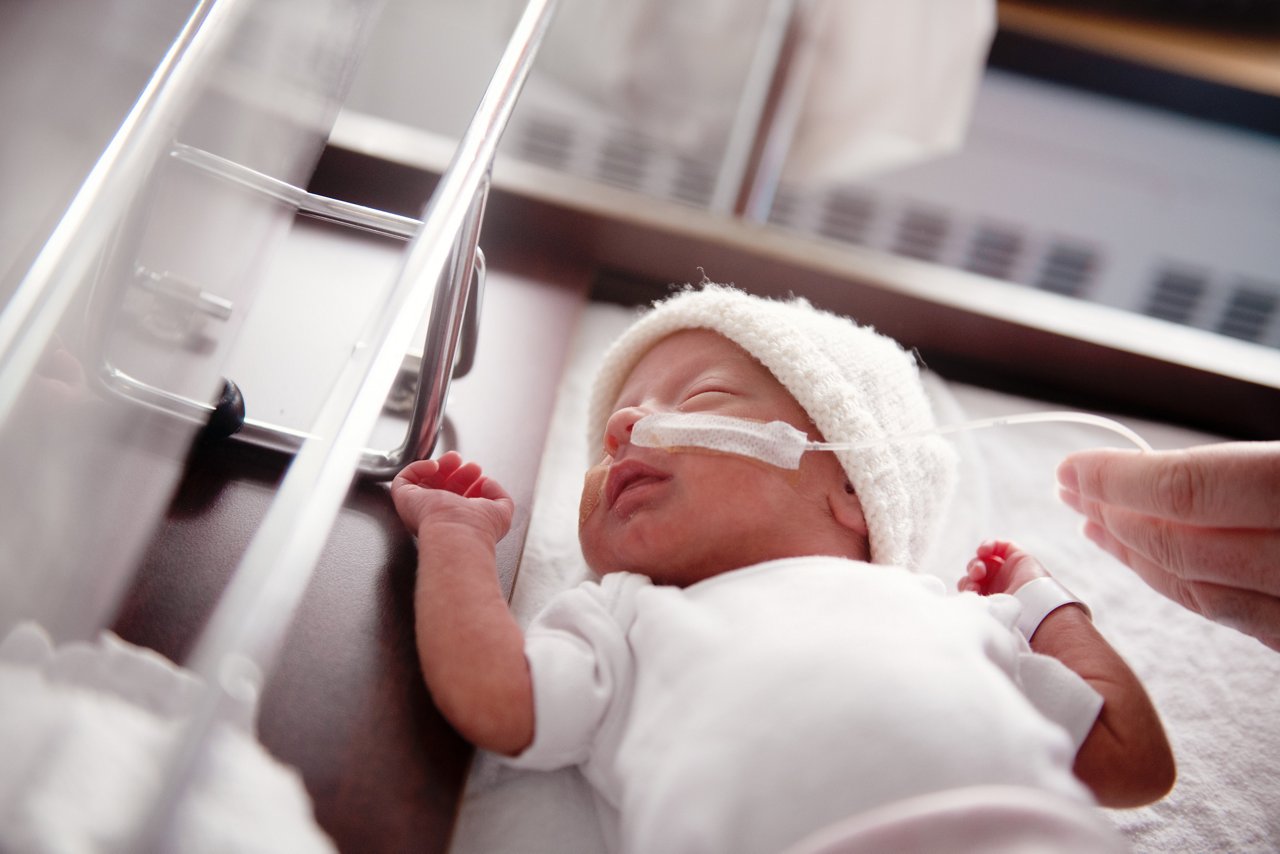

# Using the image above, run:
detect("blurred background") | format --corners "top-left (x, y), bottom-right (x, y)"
top-left (338, 0), bottom-right (1280, 349)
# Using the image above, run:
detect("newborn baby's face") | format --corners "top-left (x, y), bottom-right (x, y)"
top-left (578, 329), bottom-right (863, 586)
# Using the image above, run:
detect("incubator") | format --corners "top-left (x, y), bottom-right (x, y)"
top-left (1, 1), bottom-right (1278, 852)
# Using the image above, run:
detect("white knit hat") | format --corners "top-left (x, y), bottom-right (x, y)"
top-left (587, 284), bottom-right (957, 570)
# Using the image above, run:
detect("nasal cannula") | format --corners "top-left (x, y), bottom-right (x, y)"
top-left (630, 410), bottom-right (1151, 470)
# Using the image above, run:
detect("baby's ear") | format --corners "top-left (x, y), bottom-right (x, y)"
top-left (829, 480), bottom-right (868, 538)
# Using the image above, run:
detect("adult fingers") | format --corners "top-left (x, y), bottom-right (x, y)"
top-left (1058, 442), bottom-right (1280, 528)
top-left (1080, 520), bottom-right (1280, 649)
top-left (1063, 490), bottom-right (1280, 597)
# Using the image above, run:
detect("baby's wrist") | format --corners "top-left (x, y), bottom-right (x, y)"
top-left (1013, 576), bottom-right (1091, 642)
top-left (417, 517), bottom-right (503, 546)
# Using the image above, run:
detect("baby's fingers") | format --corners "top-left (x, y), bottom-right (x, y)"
top-left (433, 450), bottom-right (466, 482)
top-left (393, 458), bottom-right (478, 497)
top-left (391, 457), bottom-right (440, 491)
top-left (478, 476), bottom-right (512, 503)
top-left (442, 458), bottom-right (486, 496)
top-left (958, 557), bottom-right (988, 593)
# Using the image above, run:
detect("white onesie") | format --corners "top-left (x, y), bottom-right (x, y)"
top-left (505, 557), bottom-right (1103, 854)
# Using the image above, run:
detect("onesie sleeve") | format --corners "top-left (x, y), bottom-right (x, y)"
top-left (984, 592), bottom-right (1104, 753)
top-left (501, 574), bottom-right (642, 771)
top-left (1016, 650), bottom-right (1104, 752)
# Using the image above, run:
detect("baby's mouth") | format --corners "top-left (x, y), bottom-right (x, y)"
top-left (605, 460), bottom-right (671, 510)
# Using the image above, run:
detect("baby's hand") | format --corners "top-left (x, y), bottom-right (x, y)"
top-left (391, 451), bottom-right (514, 542)
top-left (959, 539), bottom-right (1050, 596)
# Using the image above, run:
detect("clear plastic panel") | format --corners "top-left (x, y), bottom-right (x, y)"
top-left (1, 0), bottom-right (557, 847)
top-left (0, 0), bottom-right (382, 644)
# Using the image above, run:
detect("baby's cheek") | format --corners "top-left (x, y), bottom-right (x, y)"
top-left (578, 464), bottom-right (607, 530)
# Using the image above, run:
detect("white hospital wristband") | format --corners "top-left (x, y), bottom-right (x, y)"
top-left (1014, 577), bottom-right (1092, 642)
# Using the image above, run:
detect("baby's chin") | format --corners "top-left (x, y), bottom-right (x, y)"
top-left (577, 535), bottom-right (620, 577)
top-left (576, 542), bottom-right (740, 587)
top-left (577, 538), bottom-right (649, 580)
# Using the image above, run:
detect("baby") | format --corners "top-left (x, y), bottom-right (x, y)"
top-left (391, 286), bottom-right (1174, 854)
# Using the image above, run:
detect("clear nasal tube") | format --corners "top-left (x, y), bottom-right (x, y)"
top-left (630, 410), bottom-right (1151, 470)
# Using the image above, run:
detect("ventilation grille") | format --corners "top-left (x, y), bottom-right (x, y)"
top-left (1145, 268), bottom-right (1207, 324)
top-left (503, 111), bottom-right (1278, 348)
top-left (766, 181), bottom-right (1279, 348)
top-left (965, 226), bottom-right (1023, 280)
top-left (507, 111), bottom-right (716, 208)
top-left (1218, 283), bottom-right (1278, 342)
top-left (671, 156), bottom-right (716, 206)
top-left (597, 136), bottom-right (651, 189)
top-left (1140, 268), bottom-right (1279, 344)
top-left (893, 209), bottom-right (950, 262)
top-left (517, 116), bottom-right (573, 171)
top-left (817, 190), bottom-right (875, 244)
top-left (768, 187), bottom-right (801, 229)
top-left (1035, 243), bottom-right (1097, 298)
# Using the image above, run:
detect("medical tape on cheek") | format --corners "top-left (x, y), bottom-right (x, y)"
top-left (630, 413), bottom-right (809, 469)
top-left (579, 463), bottom-right (607, 528)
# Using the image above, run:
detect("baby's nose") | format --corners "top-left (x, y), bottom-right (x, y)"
top-left (603, 406), bottom-right (647, 455)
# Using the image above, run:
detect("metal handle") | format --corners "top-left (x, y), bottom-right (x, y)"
top-left (453, 240), bottom-right (485, 381)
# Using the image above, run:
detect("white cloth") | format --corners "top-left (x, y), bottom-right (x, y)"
top-left (780, 784), bottom-right (1128, 854)
top-left (505, 557), bottom-right (1102, 854)
top-left (528, 0), bottom-right (995, 182)
top-left (0, 622), bottom-right (335, 854)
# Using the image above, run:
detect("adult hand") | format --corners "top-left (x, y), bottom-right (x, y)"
top-left (1057, 441), bottom-right (1280, 652)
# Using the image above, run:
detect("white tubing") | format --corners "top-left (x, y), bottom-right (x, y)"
top-left (633, 409), bottom-right (1150, 471)
top-left (811, 411), bottom-right (1152, 454)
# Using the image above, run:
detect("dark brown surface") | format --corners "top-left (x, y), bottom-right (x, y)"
top-left (115, 438), bottom-right (470, 852)
top-left (113, 242), bottom-right (590, 852)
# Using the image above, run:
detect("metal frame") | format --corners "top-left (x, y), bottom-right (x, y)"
top-left (710, 0), bottom-right (825, 220)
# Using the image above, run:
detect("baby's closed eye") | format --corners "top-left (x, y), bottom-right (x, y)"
top-left (681, 383), bottom-right (738, 407)
top-left (679, 392), bottom-right (740, 416)
top-left (686, 389), bottom-right (731, 401)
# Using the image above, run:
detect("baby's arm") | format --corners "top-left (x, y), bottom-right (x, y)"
top-left (962, 540), bottom-right (1175, 808)
top-left (390, 452), bottom-right (533, 756)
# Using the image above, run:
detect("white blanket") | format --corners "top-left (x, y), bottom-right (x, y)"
top-left (451, 301), bottom-right (1280, 854)
top-left (0, 623), bottom-right (335, 854)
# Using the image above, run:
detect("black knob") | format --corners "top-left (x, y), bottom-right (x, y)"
top-left (203, 378), bottom-right (246, 439)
